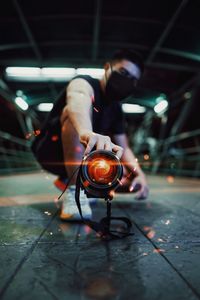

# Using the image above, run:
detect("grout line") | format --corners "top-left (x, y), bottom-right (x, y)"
top-left (0, 209), bottom-right (59, 299)
top-left (117, 203), bottom-right (200, 300)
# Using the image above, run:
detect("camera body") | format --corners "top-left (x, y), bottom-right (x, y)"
top-left (80, 150), bottom-right (123, 199)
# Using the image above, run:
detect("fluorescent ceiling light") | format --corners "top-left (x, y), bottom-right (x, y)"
top-left (122, 103), bottom-right (146, 113)
top-left (6, 67), bottom-right (40, 77)
top-left (37, 103), bottom-right (54, 112)
top-left (154, 100), bottom-right (168, 114)
top-left (15, 96), bottom-right (29, 111)
top-left (5, 67), bottom-right (104, 81)
top-left (41, 68), bottom-right (76, 78)
top-left (76, 68), bottom-right (104, 79)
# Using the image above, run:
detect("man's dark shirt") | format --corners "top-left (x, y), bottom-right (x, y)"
top-left (31, 75), bottom-right (126, 177)
top-left (74, 75), bottom-right (126, 135)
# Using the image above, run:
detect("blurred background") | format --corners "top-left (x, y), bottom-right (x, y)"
top-left (0, 0), bottom-right (200, 178)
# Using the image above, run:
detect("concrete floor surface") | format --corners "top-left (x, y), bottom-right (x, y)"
top-left (0, 172), bottom-right (200, 300)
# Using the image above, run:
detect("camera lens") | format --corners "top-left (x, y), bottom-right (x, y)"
top-left (81, 150), bottom-right (123, 198)
top-left (87, 156), bottom-right (117, 184)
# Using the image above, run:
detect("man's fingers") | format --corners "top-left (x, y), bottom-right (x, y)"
top-left (129, 178), bottom-right (149, 200)
top-left (96, 139), bottom-right (105, 150)
top-left (112, 144), bottom-right (123, 158)
top-left (129, 179), bottom-right (138, 192)
top-left (104, 142), bottom-right (112, 151)
top-left (135, 186), bottom-right (149, 200)
top-left (135, 186), bottom-right (145, 199)
top-left (84, 138), bottom-right (96, 155)
top-left (82, 133), bottom-right (123, 158)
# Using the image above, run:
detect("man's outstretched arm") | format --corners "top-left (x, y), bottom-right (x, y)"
top-left (61, 78), bottom-right (123, 158)
top-left (113, 133), bottom-right (149, 200)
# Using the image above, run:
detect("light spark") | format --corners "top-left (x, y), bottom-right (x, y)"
top-left (117, 178), bottom-right (123, 186)
top-left (51, 135), bottom-right (59, 142)
top-left (157, 238), bottom-right (164, 242)
top-left (93, 107), bottom-right (99, 113)
top-left (129, 186), bottom-right (134, 192)
top-left (144, 154), bottom-right (149, 160)
top-left (165, 220), bottom-right (170, 225)
top-left (153, 248), bottom-right (165, 253)
top-left (166, 176), bottom-right (174, 183)
top-left (143, 226), bottom-right (152, 231)
top-left (147, 230), bottom-right (156, 239)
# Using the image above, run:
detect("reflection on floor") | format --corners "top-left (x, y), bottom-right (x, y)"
top-left (0, 171), bottom-right (200, 300)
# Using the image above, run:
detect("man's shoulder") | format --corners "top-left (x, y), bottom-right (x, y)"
top-left (70, 75), bottom-right (99, 88)
top-left (68, 75), bottom-right (100, 96)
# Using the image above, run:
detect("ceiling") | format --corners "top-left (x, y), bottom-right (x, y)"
top-left (1, 0), bottom-right (200, 117)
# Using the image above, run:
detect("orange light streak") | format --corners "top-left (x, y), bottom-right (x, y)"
top-left (166, 176), bottom-right (174, 183)
top-left (153, 248), bottom-right (165, 253)
top-left (109, 190), bottom-right (115, 198)
top-left (143, 226), bottom-right (152, 231)
top-left (34, 129), bottom-right (41, 136)
top-left (83, 180), bottom-right (90, 187)
top-left (93, 107), bottom-right (99, 112)
top-left (117, 178), bottom-right (123, 186)
top-left (147, 230), bottom-right (156, 239)
top-left (51, 135), bottom-right (59, 142)
top-left (25, 129), bottom-right (41, 139)
top-left (144, 154), bottom-right (149, 160)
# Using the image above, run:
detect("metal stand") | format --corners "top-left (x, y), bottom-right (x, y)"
top-left (105, 199), bottom-right (112, 232)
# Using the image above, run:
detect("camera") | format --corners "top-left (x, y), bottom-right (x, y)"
top-left (74, 150), bottom-right (133, 239)
top-left (79, 150), bottom-right (123, 199)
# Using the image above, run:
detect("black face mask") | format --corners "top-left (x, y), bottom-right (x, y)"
top-left (105, 70), bottom-right (137, 102)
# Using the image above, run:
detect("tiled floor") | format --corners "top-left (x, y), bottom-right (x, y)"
top-left (0, 172), bottom-right (200, 300)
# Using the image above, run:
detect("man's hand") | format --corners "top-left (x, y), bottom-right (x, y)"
top-left (129, 171), bottom-right (149, 200)
top-left (79, 131), bottom-right (123, 158)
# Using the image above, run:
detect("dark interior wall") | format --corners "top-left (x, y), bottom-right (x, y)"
top-left (0, 96), bottom-right (24, 138)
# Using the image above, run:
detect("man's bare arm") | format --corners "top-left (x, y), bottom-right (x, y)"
top-left (61, 78), bottom-right (123, 157)
top-left (112, 133), bottom-right (143, 174)
top-left (113, 133), bottom-right (149, 199)
top-left (61, 78), bottom-right (93, 135)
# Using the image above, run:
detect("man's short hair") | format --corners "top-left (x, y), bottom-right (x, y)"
top-left (111, 49), bottom-right (144, 74)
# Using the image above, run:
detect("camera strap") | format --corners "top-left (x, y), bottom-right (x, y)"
top-left (75, 168), bottom-right (134, 240)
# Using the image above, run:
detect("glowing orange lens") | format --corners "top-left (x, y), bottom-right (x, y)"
top-left (87, 157), bottom-right (117, 184)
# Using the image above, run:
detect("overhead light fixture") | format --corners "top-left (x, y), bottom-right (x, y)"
top-left (15, 96), bottom-right (29, 111)
top-left (37, 103), bottom-right (54, 112)
top-left (154, 99), bottom-right (168, 114)
top-left (184, 91), bottom-right (191, 99)
top-left (16, 90), bottom-right (24, 97)
top-left (76, 68), bottom-right (104, 79)
top-left (6, 67), bottom-right (40, 78)
top-left (122, 103), bottom-right (146, 113)
top-left (5, 67), bottom-right (104, 81)
top-left (41, 68), bottom-right (76, 79)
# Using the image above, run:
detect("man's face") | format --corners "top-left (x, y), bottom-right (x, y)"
top-left (107, 59), bottom-right (141, 82)
top-left (104, 59), bottom-right (141, 102)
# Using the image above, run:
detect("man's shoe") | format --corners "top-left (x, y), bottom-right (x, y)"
top-left (60, 185), bottom-right (92, 221)
top-left (54, 177), bottom-right (97, 205)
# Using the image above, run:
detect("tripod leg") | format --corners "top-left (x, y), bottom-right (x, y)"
top-left (106, 199), bottom-right (112, 231)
